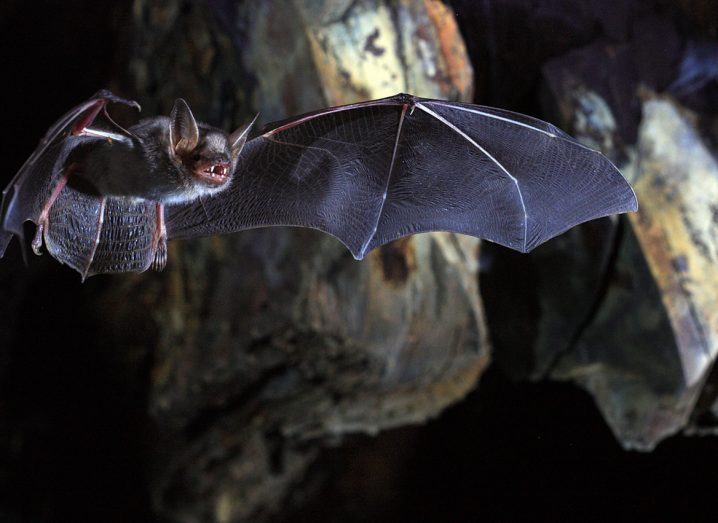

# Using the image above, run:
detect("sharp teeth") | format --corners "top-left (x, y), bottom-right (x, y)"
top-left (201, 165), bottom-right (228, 180)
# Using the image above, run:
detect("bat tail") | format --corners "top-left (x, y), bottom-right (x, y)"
top-left (0, 229), bottom-right (31, 267)
top-left (0, 231), bottom-right (11, 258)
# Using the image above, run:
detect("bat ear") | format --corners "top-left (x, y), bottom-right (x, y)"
top-left (169, 99), bottom-right (199, 156)
top-left (229, 113), bottom-right (259, 160)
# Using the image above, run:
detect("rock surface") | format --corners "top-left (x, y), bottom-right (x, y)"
top-left (467, 4), bottom-right (718, 450)
top-left (2, 1), bottom-right (718, 521)
top-left (114, 1), bottom-right (487, 519)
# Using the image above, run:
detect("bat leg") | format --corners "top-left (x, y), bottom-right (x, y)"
top-left (151, 203), bottom-right (168, 271)
top-left (31, 164), bottom-right (75, 255)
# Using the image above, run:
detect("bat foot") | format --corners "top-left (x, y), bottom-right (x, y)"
top-left (151, 236), bottom-right (167, 272)
top-left (31, 223), bottom-right (45, 256)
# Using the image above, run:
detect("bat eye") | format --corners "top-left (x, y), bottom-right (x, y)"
top-left (193, 153), bottom-right (201, 161)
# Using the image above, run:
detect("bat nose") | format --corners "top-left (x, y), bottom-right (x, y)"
top-left (206, 153), bottom-right (231, 164)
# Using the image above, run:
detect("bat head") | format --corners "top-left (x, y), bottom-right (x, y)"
top-left (168, 99), bottom-right (255, 194)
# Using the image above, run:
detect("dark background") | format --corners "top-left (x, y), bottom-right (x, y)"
top-left (1, 1), bottom-right (717, 521)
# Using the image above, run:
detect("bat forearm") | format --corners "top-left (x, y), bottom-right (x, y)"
top-left (78, 126), bottom-right (133, 144)
top-left (151, 202), bottom-right (167, 271)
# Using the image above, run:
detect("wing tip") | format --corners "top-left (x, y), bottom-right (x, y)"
top-left (517, 184), bottom-right (639, 255)
top-left (627, 186), bottom-right (639, 213)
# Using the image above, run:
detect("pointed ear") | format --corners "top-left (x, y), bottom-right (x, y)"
top-left (169, 99), bottom-right (199, 155)
top-left (230, 113), bottom-right (259, 160)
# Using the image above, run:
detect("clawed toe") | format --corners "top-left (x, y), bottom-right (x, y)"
top-left (151, 236), bottom-right (167, 271)
top-left (31, 223), bottom-right (45, 256)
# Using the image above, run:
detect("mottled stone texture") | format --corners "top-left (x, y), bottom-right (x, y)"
top-left (3, 1), bottom-right (718, 521)
top-left (541, 38), bottom-right (718, 449)
top-left (481, 6), bottom-right (718, 449)
top-left (538, 97), bottom-right (718, 450)
top-left (113, 1), bottom-right (485, 520)
top-left (119, 0), bottom-right (718, 484)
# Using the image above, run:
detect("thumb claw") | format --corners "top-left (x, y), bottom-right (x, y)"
top-left (93, 89), bottom-right (141, 112)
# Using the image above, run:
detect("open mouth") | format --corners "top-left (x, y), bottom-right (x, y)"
top-left (196, 163), bottom-right (231, 186)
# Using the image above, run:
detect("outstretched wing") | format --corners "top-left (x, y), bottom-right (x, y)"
top-left (166, 94), bottom-right (637, 258)
top-left (0, 90), bottom-right (140, 258)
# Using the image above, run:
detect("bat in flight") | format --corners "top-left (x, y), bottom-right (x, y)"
top-left (0, 90), bottom-right (637, 279)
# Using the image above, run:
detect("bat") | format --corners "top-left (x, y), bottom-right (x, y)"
top-left (1, 90), bottom-right (637, 279)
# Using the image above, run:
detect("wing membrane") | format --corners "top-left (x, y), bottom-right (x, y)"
top-left (167, 103), bottom-right (404, 257)
top-left (168, 94), bottom-right (637, 257)
top-left (0, 90), bottom-right (140, 257)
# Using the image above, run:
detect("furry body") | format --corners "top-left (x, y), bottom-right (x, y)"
top-left (77, 117), bottom-right (237, 204)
